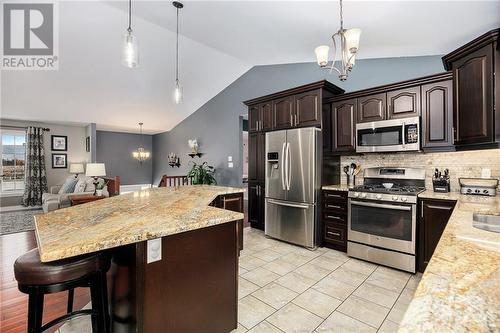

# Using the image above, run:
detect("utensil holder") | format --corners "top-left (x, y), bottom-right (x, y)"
top-left (347, 175), bottom-right (356, 188)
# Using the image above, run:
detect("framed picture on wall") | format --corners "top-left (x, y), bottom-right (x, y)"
top-left (86, 136), bottom-right (90, 152)
top-left (52, 154), bottom-right (67, 168)
top-left (51, 135), bottom-right (67, 151)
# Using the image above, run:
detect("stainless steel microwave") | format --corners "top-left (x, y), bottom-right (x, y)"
top-left (356, 116), bottom-right (420, 153)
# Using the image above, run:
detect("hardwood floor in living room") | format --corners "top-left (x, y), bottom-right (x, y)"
top-left (0, 231), bottom-right (90, 333)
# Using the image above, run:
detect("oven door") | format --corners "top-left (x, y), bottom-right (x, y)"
top-left (356, 117), bottom-right (420, 153)
top-left (348, 199), bottom-right (416, 254)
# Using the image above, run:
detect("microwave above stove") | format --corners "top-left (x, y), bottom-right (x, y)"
top-left (356, 116), bottom-right (420, 153)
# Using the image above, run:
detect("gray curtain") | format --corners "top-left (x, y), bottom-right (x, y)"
top-left (22, 127), bottom-right (48, 206)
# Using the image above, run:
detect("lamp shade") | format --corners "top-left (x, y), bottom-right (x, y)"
top-left (314, 45), bottom-right (330, 67)
top-left (344, 28), bottom-right (362, 53)
top-left (85, 163), bottom-right (106, 177)
top-left (69, 163), bottom-right (84, 174)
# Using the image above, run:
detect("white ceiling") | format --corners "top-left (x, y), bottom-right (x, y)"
top-left (2, 1), bottom-right (499, 134)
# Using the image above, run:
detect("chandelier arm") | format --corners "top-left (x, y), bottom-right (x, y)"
top-left (329, 33), bottom-right (340, 75)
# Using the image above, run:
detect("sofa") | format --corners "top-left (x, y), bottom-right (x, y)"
top-left (42, 176), bottom-right (109, 213)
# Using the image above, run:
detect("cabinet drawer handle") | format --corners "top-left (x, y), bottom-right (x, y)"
top-left (327, 231), bottom-right (341, 237)
top-left (327, 204), bottom-right (343, 209)
top-left (326, 215), bottom-right (343, 221)
top-left (326, 194), bottom-right (343, 198)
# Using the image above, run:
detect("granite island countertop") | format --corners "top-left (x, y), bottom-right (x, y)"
top-left (399, 192), bottom-right (500, 332)
top-left (35, 186), bottom-right (245, 262)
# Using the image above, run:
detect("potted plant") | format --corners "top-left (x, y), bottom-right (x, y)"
top-left (95, 179), bottom-right (108, 196)
top-left (187, 161), bottom-right (217, 185)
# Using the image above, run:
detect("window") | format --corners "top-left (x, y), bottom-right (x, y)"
top-left (1, 130), bottom-right (26, 194)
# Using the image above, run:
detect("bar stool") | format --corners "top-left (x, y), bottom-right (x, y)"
top-left (14, 248), bottom-right (111, 333)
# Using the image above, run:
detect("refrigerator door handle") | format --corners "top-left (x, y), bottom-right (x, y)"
top-left (284, 142), bottom-right (289, 191)
top-left (267, 199), bottom-right (310, 209)
top-left (286, 142), bottom-right (291, 190)
top-left (281, 142), bottom-right (286, 190)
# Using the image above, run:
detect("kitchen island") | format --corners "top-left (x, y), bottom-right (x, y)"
top-left (34, 186), bottom-right (245, 333)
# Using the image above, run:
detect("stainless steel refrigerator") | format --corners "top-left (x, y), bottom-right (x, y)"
top-left (265, 127), bottom-right (321, 249)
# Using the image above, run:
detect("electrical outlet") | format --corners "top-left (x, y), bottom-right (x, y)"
top-left (228, 156), bottom-right (233, 162)
top-left (481, 168), bottom-right (491, 179)
top-left (228, 162), bottom-right (234, 168)
top-left (147, 238), bottom-right (162, 263)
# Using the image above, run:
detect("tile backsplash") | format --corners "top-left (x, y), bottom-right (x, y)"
top-left (340, 149), bottom-right (500, 192)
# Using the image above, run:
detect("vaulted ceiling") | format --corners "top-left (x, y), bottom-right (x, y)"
top-left (2, 1), bottom-right (499, 134)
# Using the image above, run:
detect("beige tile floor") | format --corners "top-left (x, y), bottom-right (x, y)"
top-left (58, 227), bottom-right (421, 332)
top-left (235, 228), bottom-right (421, 333)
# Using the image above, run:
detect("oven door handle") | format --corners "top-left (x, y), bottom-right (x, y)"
top-left (350, 200), bottom-right (412, 211)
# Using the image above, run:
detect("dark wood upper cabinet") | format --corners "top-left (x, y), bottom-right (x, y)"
top-left (273, 96), bottom-right (294, 130)
top-left (422, 78), bottom-right (454, 150)
top-left (418, 199), bottom-right (456, 272)
top-left (260, 102), bottom-right (273, 131)
top-left (295, 90), bottom-right (321, 127)
top-left (248, 105), bottom-right (260, 133)
top-left (442, 28), bottom-right (499, 148)
top-left (387, 86), bottom-right (421, 119)
top-left (331, 99), bottom-right (357, 152)
top-left (453, 45), bottom-right (493, 145)
top-left (357, 93), bottom-right (386, 123)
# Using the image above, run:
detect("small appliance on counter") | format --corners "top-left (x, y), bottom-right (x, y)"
top-left (432, 168), bottom-right (450, 193)
top-left (459, 178), bottom-right (498, 196)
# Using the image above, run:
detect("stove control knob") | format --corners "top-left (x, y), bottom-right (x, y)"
top-left (466, 188), bottom-right (472, 193)
top-left (360, 193), bottom-right (367, 198)
top-left (376, 194), bottom-right (382, 199)
top-left (392, 196), bottom-right (398, 201)
top-left (353, 192), bottom-right (360, 198)
top-left (483, 189), bottom-right (490, 194)
top-left (400, 197), bottom-right (408, 202)
top-left (475, 189), bottom-right (480, 194)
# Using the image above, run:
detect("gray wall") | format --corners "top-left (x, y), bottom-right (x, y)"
top-left (153, 56), bottom-right (446, 186)
top-left (0, 119), bottom-right (90, 207)
top-left (96, 131), bottom-right (153, 185)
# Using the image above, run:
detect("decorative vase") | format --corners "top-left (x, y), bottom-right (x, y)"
top-left (96, 189), bottom-right (103, 196)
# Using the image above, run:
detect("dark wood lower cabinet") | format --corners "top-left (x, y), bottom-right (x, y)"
top-left (321, 190), bottom-right (348, 252)
top-left (109, 221), bottom-right (239, 333)
top-left (417, 198), bottom-right (456, 272)
top-left (248, 182), bottom-right (265, 230)
top-left (212, 193), bottom-right (244, 251)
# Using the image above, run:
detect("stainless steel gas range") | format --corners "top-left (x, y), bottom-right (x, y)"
top-left (347, 167), bottom-right (425, 273)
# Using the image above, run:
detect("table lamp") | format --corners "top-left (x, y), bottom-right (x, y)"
top-left (85, 163), bottom-right (106, 195)
top-left (69, 163), bottom-right (84, 178)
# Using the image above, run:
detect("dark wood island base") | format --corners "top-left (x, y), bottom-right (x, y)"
top-left (110, 220), bottom-right (240, 333)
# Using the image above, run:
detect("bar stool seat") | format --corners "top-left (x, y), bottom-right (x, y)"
top-left (14, 248), bottom-right (111, 333)
top-left (14, 248), bottom-right (110, 286)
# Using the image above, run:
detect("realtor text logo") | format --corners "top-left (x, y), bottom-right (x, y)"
top-left (2, 2), bottom-right (59, 70)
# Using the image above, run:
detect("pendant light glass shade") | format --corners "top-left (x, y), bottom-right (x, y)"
top-left (122, 29), bottom-right (138, 68)
top-left (344, 28), bottom-right (362, 53)
top-left (173, 80), bottom-right (183, 104)
top-left (314, 45), bottom-right (330, 67)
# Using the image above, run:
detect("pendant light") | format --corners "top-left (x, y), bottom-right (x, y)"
top-left (132, 123), bottom-right (151, 163)
top-left (173, 1), bottom-right (183, 104)
top-left (314, 0), bottom-right (361, 81)
top-left (122, 0), bottom-right (138, 68)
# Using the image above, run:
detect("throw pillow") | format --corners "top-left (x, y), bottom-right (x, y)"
top-left (84, 177), bottom-right (97, 193)
top-left (58, 177), bottom-right (77, 194)
top-left (61, 178), bottom-right (78, 193)
top-left (74, 178), bottom-right (87, 193)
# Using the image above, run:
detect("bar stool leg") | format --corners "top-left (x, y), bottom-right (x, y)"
top-left (89, 275), bottom-right (102, 333)
top-left (67, 288), bottom-right (74, 313)
top-left (97, 270), bottom-right (111, 333)
top-left (27, 288), bottom-right (44, 333)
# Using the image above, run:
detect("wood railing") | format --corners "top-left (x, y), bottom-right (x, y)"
top-left (158, 175), bottom-right (192, 187)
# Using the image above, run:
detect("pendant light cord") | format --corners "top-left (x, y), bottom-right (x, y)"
top-left (175, 6), bottom-right (179, 83)
top-left (339, 0), bottom-right (343, 30)
top-left (127, 0), bottom-right (132, 32)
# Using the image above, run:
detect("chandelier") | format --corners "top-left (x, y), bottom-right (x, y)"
top-left (132, 123), bottom-right (150, 163)
top-left (314, 0), bottom-right (361, 81)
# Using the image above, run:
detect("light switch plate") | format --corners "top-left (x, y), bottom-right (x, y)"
top-left (228, 156), bottom-right (233, 162)
top-left (147, 238), bottom-right (162, 263)
top-left (481, 168), bottom-right (491, 179)
top-left (228, 162), bottom-right (234, 168)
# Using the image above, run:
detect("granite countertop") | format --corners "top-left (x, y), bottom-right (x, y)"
top-left (35, 186), bottom-right (245, 262)
top-left (400, 193), bottom-right (500, 332)
top-left (322, 184), bottom-right (351, 192)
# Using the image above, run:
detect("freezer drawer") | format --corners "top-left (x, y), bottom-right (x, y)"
top-left (265, 198), bottom-right (316, 248)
